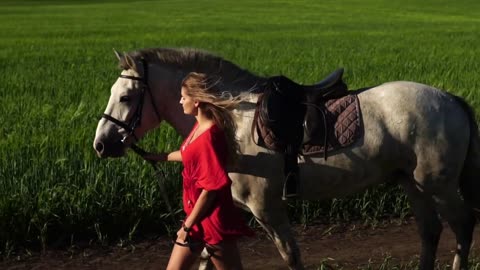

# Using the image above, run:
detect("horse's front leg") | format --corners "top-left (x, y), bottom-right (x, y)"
top-left (198, 248), bottom-right (213, 270)
top-left (251, 203), bottom-right (304, 270)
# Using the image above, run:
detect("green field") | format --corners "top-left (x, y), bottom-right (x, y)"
top-left (1, 0), bottom-right (480, 253)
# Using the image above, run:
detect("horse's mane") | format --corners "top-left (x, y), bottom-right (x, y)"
top-left (120, 48), bottom-right (266, 94)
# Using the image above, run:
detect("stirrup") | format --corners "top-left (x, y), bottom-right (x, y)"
top-left (282, 172), bottom-right (298, 200)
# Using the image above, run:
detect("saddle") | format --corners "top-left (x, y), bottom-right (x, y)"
top-left (253, 68), bottom-right (363, 199)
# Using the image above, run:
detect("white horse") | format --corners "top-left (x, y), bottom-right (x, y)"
top-left (93, 48), bottom-right (480, 270)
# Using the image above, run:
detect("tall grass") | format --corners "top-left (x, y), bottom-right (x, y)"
top-left (1, 0), bottom-right (479, 252)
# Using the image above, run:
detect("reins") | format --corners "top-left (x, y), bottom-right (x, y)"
top-left (132, 145), bottom-right (205, 252)
top-left (130, 144), bottom-right (177, 226)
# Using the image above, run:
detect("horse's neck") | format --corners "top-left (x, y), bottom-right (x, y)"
top-left (221, 73), bottom-right (268, 94)
top-left (158, 94), bottom-right (194, 139)
top-left (233, 94), bottom-right (263, 152)
top-left (162, 93), bottom-right (262, 144)
top-left (149, 64), bottom-right (266, 139)
top-left (168, 114), bottom-right (196, 139)
top-left (148, 67), bottom-right (193, 138)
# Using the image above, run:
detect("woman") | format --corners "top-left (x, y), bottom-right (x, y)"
top-left (145, 72), bottom-right (254, 270)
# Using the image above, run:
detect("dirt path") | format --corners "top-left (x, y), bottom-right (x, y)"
top-left (3, 219), bottom-right (480, 269)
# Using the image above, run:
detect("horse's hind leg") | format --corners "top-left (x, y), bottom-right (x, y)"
top-left (433, 189), bottom-right (476, 270)
top-left (400, 178), bottom-right (443, 270)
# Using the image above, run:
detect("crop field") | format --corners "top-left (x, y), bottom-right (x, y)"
top-left (1, 0), bottom-right (480, 267)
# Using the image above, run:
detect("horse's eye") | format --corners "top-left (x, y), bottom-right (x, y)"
top-left (120, 96), bottom-right (130, 103)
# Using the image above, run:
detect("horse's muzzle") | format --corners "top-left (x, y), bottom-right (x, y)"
top-left (93, 138), bottom-right (125, 158)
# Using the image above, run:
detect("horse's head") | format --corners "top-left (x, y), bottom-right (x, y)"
top-left (93, 51), bottom-right (163, 158)
top-left (93, 47), bottom-right (266, 158)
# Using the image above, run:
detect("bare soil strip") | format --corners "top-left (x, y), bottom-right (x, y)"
top-left (2, 219), bottom-right (480, 269)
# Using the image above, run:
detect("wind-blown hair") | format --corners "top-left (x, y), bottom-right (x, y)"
top-left (181, 72), bottom-right (243, 166)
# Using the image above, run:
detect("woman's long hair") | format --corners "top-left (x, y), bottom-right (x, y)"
top-left (181, 72), bottom-right (244, 166)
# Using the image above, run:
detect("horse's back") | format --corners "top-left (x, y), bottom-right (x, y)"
top-left (359, 81), bottom-right (469, 146)
top-left (358, 81), bottom-right (470, 184)
top-left (299, 81), bottom-right (470, 199)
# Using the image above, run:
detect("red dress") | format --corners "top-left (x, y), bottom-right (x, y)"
top-left (180, 123), bottom-right (254, 245)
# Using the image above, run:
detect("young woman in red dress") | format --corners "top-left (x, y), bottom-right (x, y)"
top-left (145, 72), bottom-right (253, 270)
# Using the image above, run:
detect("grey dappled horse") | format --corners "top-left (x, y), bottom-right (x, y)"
top-left (93, 48), bottom-right (480, 270)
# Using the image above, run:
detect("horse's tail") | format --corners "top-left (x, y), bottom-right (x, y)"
top-left (453, 94), bottom-right (480, 213)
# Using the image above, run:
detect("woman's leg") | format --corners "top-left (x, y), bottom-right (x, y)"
top-left (166, 242), bottom-right (203, 270)
top-left (206, 240), bottom-right (243, 270)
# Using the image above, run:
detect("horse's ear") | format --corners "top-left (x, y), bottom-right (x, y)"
top-left (125, 54), bottom-right (136, 70)
top-left (113, 48), bottom-right (123, 62)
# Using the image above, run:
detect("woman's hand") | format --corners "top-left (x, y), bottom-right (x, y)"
top-left (176, 226), bottom-right (189, 243)
top-left (142, 152), bottom-right (168, 163)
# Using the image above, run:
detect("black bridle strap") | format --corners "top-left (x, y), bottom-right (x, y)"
top-left (119, 75), bottom-right (143, 81)
top-left (102, 59), bottom-right (159, 145)
top-left (119, 60), bottom-right (162, 126)
top-left (140, 59), bottom-right (163, 124)
top-left (102, 113), bottom-right (133, 132)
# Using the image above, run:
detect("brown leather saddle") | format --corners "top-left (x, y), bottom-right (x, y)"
top-left (253, 68), bottom-right (363, 199)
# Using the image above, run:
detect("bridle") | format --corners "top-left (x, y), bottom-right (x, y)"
top-left (101, 58), bottom-right (177, 227)
top-left (101, 58), bottom-right (162, 146)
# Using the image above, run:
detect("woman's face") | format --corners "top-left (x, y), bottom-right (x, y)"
top-left (180, 87), bottom-right (198, 115)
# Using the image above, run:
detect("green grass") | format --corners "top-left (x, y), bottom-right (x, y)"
top-left (1, 0), bottom-right (480, 252)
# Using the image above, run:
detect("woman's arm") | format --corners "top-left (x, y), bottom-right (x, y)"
top-left (143, 150), bottom-right (182, 162)
top-left (183, 189), bottom-right (216, 228)
top-left (177, 189), bottom-right (216, 241)
top-left (166, 150), bottom-right (182, 162)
